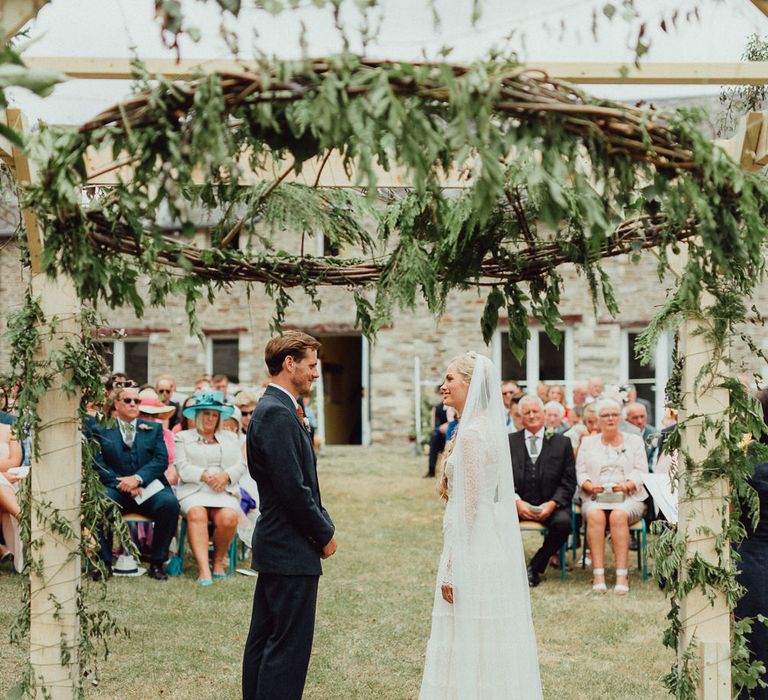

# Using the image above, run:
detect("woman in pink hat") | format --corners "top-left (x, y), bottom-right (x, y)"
top-left (138, 389), bottom-right (178, 486)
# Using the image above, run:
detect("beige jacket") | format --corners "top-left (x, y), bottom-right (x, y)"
top-left (174, 429), bottom-right (245, 502)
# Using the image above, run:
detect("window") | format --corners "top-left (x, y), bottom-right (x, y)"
top-left (207, 337), bottom-right (239, 383)
top-left (94, 339), bottom-right (149, 385)
top-left (494, 327), bottom-right (574, 395)
top-left (620, 329), bottom-right (673, 426)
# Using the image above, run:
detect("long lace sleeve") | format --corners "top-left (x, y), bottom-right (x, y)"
top-left (456, 425), bottom-right (486, 537)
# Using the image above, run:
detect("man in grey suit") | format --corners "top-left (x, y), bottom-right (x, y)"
top-left (242, 331), bottom-right (337, 700)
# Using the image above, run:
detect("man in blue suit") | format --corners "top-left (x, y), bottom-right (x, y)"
top-left (242, 331), bottom-right (336, 700)
top-left (88, 386), bottom-right (179, 580)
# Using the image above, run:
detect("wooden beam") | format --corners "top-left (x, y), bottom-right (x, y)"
top-left (22, 56), bottom-right (768, 85)
top-left (7, 108), bottom-right (43, 272)
top-left (1, 0), bottom-right (47, 43)
top-left (750, 0), bottom-right (768, 17)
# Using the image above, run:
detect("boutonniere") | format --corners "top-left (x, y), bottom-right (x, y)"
top-left (138, 423), bottom-right (153, 431)
top-left (302, 416), bottom-right (311, 432)
top-left (544, 427), bottom-right (555, 440)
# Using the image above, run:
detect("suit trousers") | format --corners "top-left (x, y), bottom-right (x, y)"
top-left (99, 486), bottom-right (180, 565)
top-left (242, 573), bottom-right (319, 700)
top-left (528, 506), bottom-right (572, 575)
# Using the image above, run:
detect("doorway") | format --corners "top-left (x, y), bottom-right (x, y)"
top-left (317, 335), bottom-right (364, 445)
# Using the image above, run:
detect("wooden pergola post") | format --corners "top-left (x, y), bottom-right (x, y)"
top-left (678, 303), bottom-right (731, 699)
top-left (9, 107), bottom-right (82, 699)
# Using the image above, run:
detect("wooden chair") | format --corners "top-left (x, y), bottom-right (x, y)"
top-left (518, 520), bottom-right (568, 580)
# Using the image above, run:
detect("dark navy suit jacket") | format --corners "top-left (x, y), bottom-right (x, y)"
top-left (509, 430), bottom-right (577, 508)
top-left (246, 385), bottom-right (334, 576)
top-left (86, 419), bottom-right (169, 489)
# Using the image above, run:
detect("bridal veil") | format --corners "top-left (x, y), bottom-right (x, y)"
top-left (420, 353), bottom-right (543, 699)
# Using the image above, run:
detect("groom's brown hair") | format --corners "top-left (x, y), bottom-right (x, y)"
top-left (264, 330), bottom-right (321, 376)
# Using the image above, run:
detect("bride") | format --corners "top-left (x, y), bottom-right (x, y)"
top-left (419, 352), bottom-right (542, 699)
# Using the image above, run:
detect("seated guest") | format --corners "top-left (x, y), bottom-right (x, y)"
top-left (734, 389), bottom-right (768, 699)
top-left (172, 396), bottom-right (198, 434)
top-left (174, 392), bottom-right (245, 585)
top-left (234, 390), bottom-right (260, 434)
top-left (543, 400), bottom-right (569, 433)
top-left (87, 386), bottom-right (179, 580)
top-left (508, 394), bottom-right (523, 432)
top-left (576, 399), bottom-right (648, 595)
top-left (425, 394), bottom-right (448, 478)
top-left (105, 373), bottom-right (131, 397)
top-left (0, 422), bottom-right (24, 572)
top-left (138, 389), bottom-right (178, 486)
top-left (194, 375), bottom-right (212, 393)
top-left (502, 380), bottom-right (522, 433)
top-left (155, 375), bottom-right (181, 430)
top-left (509, 395), bottom-right (576, 587)
top-left (564, 404), bottom-right (599, 454)
top-left (222, 406), bottom-right (243, 435)
top-left (547, 384), bottom-right (567, 410)
top-left (623, 401), bottom-right (657, 468)
top-left (585, 376), bottom-right (605, 405)
top-left (212, 374), bottom-right (236, 403)
top-left (571, 381), bottom-right (588, 410)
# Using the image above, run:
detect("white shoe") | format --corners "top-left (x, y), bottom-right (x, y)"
top-left (614, 568), bottom-right (629, 595)
top-left (592, 568), bottom-right (607, 593)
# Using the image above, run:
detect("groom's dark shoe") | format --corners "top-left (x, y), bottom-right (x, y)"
top-left (527, 565), bottom-right (540, 588)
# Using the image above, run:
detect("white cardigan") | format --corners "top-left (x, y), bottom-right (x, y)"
top-left (174, 429), bottom-right (245, 502)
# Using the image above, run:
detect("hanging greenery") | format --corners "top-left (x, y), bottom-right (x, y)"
top-left (9, 37), bottom-right (768, 700)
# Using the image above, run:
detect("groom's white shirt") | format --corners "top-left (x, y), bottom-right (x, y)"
top-left (269, 382), bottom-right (298, 409)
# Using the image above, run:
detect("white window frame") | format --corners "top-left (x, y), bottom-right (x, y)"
top-left (620, 328), bottom-right (672, 426)
top-left (99, 338), bottom-right (149, 375)
top-left (493, 326), bottom-right (574, 400)
top-left (206, 335), bottom-right (240, 380)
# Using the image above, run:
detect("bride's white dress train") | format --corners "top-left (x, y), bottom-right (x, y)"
top-left (419, 357), bottom-right (542, 699)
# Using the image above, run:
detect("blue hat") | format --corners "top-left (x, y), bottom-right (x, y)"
top-left (182, 391), bottom-right (235, 421)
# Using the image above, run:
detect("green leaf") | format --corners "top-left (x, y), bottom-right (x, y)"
top-left (0, 64), bottom-right (65, 96)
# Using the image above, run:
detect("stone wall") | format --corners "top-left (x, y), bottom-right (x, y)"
top-left (3, 236), bottom-right (768, 445)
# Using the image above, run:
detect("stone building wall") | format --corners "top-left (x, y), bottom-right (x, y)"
top-left (3, 236), bottom-right (768, 445)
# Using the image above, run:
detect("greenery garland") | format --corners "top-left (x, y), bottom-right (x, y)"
top-left (6, 43), bottom-right (768, 699)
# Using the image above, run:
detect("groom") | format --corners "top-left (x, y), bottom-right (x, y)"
top-left (242, 331), bottom-right (337, 700)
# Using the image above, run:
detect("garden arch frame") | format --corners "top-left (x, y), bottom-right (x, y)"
top-left (5, 4), bottom-right (768, 699)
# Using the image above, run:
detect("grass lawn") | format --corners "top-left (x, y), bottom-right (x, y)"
top-left (0, 445), bottom-right (672, 699)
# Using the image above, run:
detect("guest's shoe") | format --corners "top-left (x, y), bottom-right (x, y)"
top-left (212, 572), bottom-right (226, 580)
top-left (197, 578), bottom-right (213, 586)
top-left (423, 472), bottom-right (435, 478)
top-left (526, 565), bottom-right (540, 588)
top-left (146, 563), bottom-right (168, 581)
top-left (90, 565), bottom-right (112, 582)
top-left (591, 568), bottom-right (607, 593)
top-left (614, 568), bottom-right (629, 595)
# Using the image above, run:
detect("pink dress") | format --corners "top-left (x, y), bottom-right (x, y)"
top-left (0, 441), bottom-right (23, 572)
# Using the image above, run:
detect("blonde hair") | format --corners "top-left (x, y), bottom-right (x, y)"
top-left (437, 352), bottom-right (477, 503)
top-left (194, 410), bottom-right (221, 433)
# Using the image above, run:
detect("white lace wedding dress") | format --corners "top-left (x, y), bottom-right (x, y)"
top-left (419, 356), bottom-right (542, 699)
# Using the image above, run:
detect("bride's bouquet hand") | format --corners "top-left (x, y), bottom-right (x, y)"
top-left (440, 583), bottom-right (454, 605)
